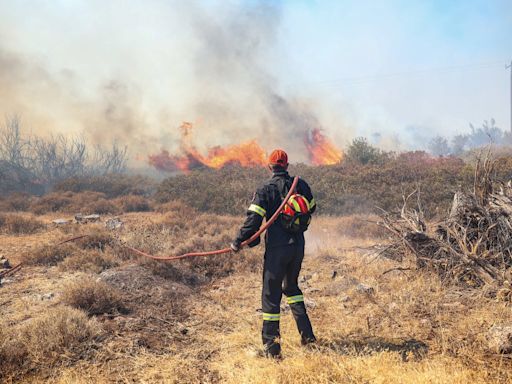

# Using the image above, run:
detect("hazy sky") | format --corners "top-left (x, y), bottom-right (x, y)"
top-left (0, 0), bottom-right (510, 154)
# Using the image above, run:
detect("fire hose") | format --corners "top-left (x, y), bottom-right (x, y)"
top-left (56, 176), bottom-right (300, 262)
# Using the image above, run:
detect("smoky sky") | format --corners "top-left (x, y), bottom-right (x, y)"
top-left (0, 0), bottom-right (510, 160)
top-left (0, 1), bottom-right (349, 164)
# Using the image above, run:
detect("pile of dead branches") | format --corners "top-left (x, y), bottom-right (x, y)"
top-left (380, 155), bottom-right (512, 294)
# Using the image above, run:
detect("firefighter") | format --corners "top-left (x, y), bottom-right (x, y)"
top-left (230, 149), bottom-right (316, 358)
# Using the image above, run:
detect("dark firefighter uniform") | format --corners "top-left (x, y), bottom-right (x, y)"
top-left (232, 168), bottom-right (317, 357)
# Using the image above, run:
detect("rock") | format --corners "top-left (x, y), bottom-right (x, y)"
top-left (487, 325), bottom-right (512, 354)
top-left (75, 213), bottom-right (100, 223)
top-left (0, 258), bottom-right (11, 269)
top-left (331, 270), bottom-right (338, 280)
top-left (105, 217), bottom-right (123, 230)
top-left (83, 214), bottom-right (101, 222)
top-left (52, 218), bottom-right (70, 225)
top-left (356, 283), bottom-right (375, 295)
top-left (40, 292), bottom-right (55, 301)
top-left (338, 294), bottom-right (351, 303)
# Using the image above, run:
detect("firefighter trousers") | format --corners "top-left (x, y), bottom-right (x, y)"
top-left (261, 241), bottom-right (315, 354)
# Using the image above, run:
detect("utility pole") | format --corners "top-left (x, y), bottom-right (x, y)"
top-left (508, 60), bottom-right (512, 134)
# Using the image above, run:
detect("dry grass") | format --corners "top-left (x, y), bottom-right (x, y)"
top-left (1, 211), bottom-right (510, 383)
top-left (0, 213), bottom-right (46, 234)
top-left (0, 306), bottom-right (102, 380)
top-left (61, 278), bottom-right (126, 316)
top-left (25, 191), bottom-right (151, 215)
top-left (74, 229), bottom-right (114, 251)
top-left (0, 192), bottom-right (33, 212)
top-left (114, 194), bottom-right (151, 212)
top-left (20, 243), bottom-right (76, 265)
top-left (59, 250), bottom-right (119, 273)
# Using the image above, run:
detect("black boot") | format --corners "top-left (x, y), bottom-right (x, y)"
top-left (264, 340), bottom-right (282, 358)
top-left (290, 302), bottom-right (316, 344)
top-left (262, 320), bottom-right (281, 358)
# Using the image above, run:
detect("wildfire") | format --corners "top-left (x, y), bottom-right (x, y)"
top-left (149, 122), bottom-right (267, 172)
top-left (149, 122), bottom-right (343, 172)
top-left (304, 128), bottom-right (343, 165)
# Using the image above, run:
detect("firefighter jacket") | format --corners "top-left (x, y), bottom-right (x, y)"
top-left (235, 170), bottom-right (316, 248)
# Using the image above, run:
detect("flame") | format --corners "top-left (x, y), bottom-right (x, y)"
top-left (149, 122), bottom-right (267, 172)
top-left (149, 122), bottom-right (343, 172)
top-left (304, 128), bottom-right (343, 165)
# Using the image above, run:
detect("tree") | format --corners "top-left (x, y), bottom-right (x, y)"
top-left (346, 137), bottom-right (387, 165)
top-left (451, 134), bottom-right (469, 155)
top-left (428, 136), bottom-right (450, 157)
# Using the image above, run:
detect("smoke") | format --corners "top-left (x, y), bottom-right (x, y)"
top-left (0, 1), bottom-right (347, 166)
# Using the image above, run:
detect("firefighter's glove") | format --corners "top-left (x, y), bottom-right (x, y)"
top-left (247, 236), bottom-right (261, 248)
top-left (230, 240), bottom-right (242, 253)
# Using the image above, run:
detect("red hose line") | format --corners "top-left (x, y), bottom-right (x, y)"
top-left (126, 176), bottom-right (299, 261)
top-left (0, 263), bottom-right (22, 278)
top-left (56, 235), bottom-right (89, 245)
top-left (57, 176), bottom-right (300, 262)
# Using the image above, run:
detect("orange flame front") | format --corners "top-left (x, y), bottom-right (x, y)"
top-left (304, 128), bottom-right (343, 165)
top-left (149, 123), bottom-right (343, 172)
top-left (149, 122), bottom-right (267, 172)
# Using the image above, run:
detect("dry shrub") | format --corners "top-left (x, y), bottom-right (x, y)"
top-left (0, 306), bottom-right (102, 379)
top-left (155, 199), bottom-right (196, 217)
top-left (20, 244), bottom-right (76, 266)
top-left (59, 250), bottom-right (119, 273)
top-left (0, 213), bottom-right (46, 235)
top-left (115, 194), bottom-right (151, 212)
top-left (70, 191), bottom-right (120, 215)
top-left (29, 191), bottom-right (75, 214)
top-left (28, 191), bottom-right (122, 215)
top-left (62, 278), bottom-right (126, 316)
top-left (82, 197), bottom-right (120, 215)
top-left (75, 229), bottom-right (114, 251)
top-left (0, 192), bottom-right (32, 212)
top-left (54, 174), bottom-right (156, 198)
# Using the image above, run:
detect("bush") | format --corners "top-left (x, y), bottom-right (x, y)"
top-left (28, 191), bottom-right (122, 215)
top-left (115, 194), bottom-right (151, 212)
top-left (346, 137), bottom-right (389, 165)
top-left (29, 191), bottom-right (75, 214)
top-left (0, 214), bottom-right (46, 234)
top-left (54, 174), bottom-right (156, 198)
top-left (62, 278), bottom-right (126, 316)
top-left (20, 244), bottom-right (76, 266)
top-left (155, 165), bottom-right (267, 214)
top-left (0, 306), bottom-right (102, 378)
top-left (59, 250), bottom-right (119, 273)
top-left (75, 229), bottom-right (114, 251)
top-left (83, 198), bottom-right (120, 215)
top-left (155, 155), bottom-right (472, 219)
top-left (0, 192), bottom-right (32, 212)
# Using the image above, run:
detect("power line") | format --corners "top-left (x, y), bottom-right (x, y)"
top-left (302, 60), bottom-right (505, 87)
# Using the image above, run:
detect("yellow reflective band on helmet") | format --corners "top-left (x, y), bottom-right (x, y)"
top-left (309, 198), bottom-right (316, 208)
top-left (287, 295), bottom-right (304, 304)
top-left (248, 204), bottom-right (266, 217)
top-left (262, 313), bottom-right (280, 321)
top-left (290, 198), bottom-right (301, 212)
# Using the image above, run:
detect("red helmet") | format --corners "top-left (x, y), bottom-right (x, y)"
top-left (282, 194), bottom-right (310, 218)
top-left (268, 149), bottom-right (288, 167)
